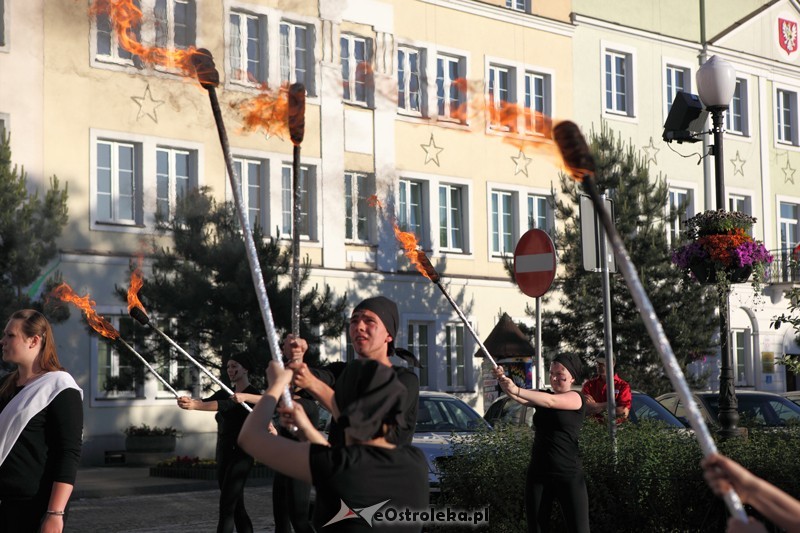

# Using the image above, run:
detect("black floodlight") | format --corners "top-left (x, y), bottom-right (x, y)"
top-left (662, 91), bottom-right (708, 143)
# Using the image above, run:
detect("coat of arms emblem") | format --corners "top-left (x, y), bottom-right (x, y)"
top-left (779, 18), bottom-right (798, 55)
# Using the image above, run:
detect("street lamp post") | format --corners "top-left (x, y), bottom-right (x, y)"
top-left (696, 55), bottom-right (745, 438)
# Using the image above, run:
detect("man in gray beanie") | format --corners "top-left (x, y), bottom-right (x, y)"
top-left (287, 296), bottom-right (419, 447)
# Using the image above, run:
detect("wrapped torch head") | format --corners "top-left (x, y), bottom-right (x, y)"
top-left (552, 121), bottom-right (595, 181)
top-left (288, 83), bottom-right (306, 146)
top-left (190, 48), bottom-right (220, 90)
top-left (416, 251), bottom-right (441, 283)
top-left (129, 306), bottom-right (150, 326)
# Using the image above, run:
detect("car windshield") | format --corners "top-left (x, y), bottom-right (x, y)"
top-left (702, 394), bottom-right (800, 426)
top-left (630, 393), bottom-right (684, 427)
top-left (416, 395), bottom-right (490, 433)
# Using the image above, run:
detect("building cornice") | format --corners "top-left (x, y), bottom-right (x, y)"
top-left (419, 0), bottom-right (575, 37)
top-left (571, 13), bottom-right (700, 51)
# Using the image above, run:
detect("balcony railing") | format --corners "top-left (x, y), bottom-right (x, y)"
top-left (767, 249), bottom-right (800, 284)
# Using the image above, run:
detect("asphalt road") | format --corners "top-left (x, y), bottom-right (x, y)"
top-left (68, 486), bottom-right (277, 533)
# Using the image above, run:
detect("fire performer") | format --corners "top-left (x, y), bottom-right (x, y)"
top-left (239, 358), bottom-right (429, 532)
top-left (289, 296), bottom-right (419, 447)
top-left (176, 352), bottom-right (262, 533)
top-left (493, 354), bottom-right (589, 533)
top-left (0, 310), bottom-right (83, 533)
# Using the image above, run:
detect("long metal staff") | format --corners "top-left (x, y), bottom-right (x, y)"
top-left (189, 49), bottom-right (293, 409)
top-left (288, 83), bottom-right (305, 337)
top-left (552, 120), bottom-right (747, 522)
top-left (129, 307), bottom-right (251, 411)
top-left (114, 337), bottom-right (180, 398)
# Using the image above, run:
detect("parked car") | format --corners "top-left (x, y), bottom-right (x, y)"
top-left (484, 391), bottom-right (686, 428)
top-left (657, 390), bottom-right (800, 428)
top-left (413, 391), bottom-right (491, 492)
top-left (782, 391), bottom-right (800, 407)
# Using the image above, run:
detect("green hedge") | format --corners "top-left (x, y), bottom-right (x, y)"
top-left (436, 423), bottom-right (800, 532)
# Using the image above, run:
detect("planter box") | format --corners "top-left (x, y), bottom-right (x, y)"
top-left (149, 464), bottom-right (274, 480)
top-left (125, 435), bottom-right (177, 453)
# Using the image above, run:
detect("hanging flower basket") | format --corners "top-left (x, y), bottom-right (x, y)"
top-left (672, 210), bottom-right (773, 292)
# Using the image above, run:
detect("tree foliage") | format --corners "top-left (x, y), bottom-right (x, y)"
top-left (119, 187), bottom-right (347, 386)
top-left (0, 132), bottom-right (70, 321)
top-left (540, 123), bottom-right (718, 395)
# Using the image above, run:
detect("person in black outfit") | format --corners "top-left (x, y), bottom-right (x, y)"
top-left (0, 309), bottom-right (83, 533)
top-left (273, 335), bottom-right (319, 533)
top-left (239, 358), bottom-right (429, 532)
top-left (289, 296), bottom-right (419, 447)
top-left (177, 352), bottom-right (261, 533)
top-left (493, 353), bottom-right (589, 533)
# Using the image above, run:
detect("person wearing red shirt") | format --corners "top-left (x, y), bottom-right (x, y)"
top-left (581, 357), bottom-right (631, 422)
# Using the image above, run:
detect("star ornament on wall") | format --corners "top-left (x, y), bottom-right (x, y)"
top-left (642, 137), bottom-right (659, 165)
top-left (784, 157), bottom-right (797, 184)
top-left (420, 134), bottom-right (444, 166)
top-left (730, 151), bottom-right (746, 176)
top-left (131, 84), bottom-right (165, 123)
top-left (511, 149), bottom-right (532, 176)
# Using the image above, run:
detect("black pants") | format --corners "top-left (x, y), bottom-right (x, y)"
top-left (525, 467), bottom-right (590, 533)
top-left (0, 495), bottom-right (67, 533)
top-left (273, 472), bottom-right (315, 533)
top-left (216, 444), bottom-right (254, 533)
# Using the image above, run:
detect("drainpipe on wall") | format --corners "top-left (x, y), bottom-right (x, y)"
top-left (699, 0), bottom-right (715, 211)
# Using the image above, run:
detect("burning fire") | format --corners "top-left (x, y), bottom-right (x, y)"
top-left (392, 223), bottom-right (438, 281)
top-left (236, 84), bottom-right (291, 140)
top-left (127, 268), bottom-right (148, 318)
top-left (51, 283), bottom-right (120, 340)
top-left (367, 195), bottom-right (383, 209)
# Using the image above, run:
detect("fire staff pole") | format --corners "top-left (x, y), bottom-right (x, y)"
top-left (115, 337), bottom-right (180, 398)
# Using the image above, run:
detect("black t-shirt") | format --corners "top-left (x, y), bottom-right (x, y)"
top-left (321, 366), bottom-right (419, 447)
top-left (0, 377), bottom-right (83, 499)
top-left (204, 384), bottom-right (259, 447)
top-left (530, 390), bottom-right (586, 478)
top-left (309, 443), bottom-right (429, 532)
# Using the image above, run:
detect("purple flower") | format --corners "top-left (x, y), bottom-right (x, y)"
top-left (733, 241), bottom-right (774, 268)
top-left (671, 242), bottom-right (707, 269)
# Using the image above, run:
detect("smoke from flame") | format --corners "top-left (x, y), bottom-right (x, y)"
top-left (127, 268), bottom-right (148, 318)
top-left (52, 283), bottom-right (120, 340)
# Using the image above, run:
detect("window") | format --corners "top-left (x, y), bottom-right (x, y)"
top-left (156, 147), bottom-right (196, 220)
top-left (280, 21), bottom-right (314, 91)
top-left (524, 72), bottom-right (550, 134)
top-left (399, 178), bottom-right (428, 245)
top-left (731, 329), bottom-right (751, 386)
top-left (604, 49), bottom-right (633, 116)
top-left (777, 89), bottom-right (797, 145)
top-left (436, 54), bottom-right (466, 122)
top-left (154, 0), bottom-right (195, 51)
top-left (728, 194), bottom-right (752, 235)
top-left (344, 172), bottom-right (372, 242)
top-left (445, 323), bottom-right (466, 388)
top-left (232, 157), bottom-right (266, 230)
top-left (407, 322), bottom-right (431, 387)
top-left (726, 79), bottom-right (748, 135)
top-left (491, 190), bottom-right (515, 255)
top-left (281, 164), bottom-right (315, 239)
top-left (439, 184), bottom-right (465, 252)
top-left (488, 64), bottom-right (513, 130)
top-left (398, 46), bottom-right (423, 114)
top-left (98, 317), bottom-right (144, 397)
top-left (506, 0), bottom-right (526, 11)
top-left (0, 0), bottom-right (6, 48)
top-left (779, 201), bottom-right (799, 281)
top-left (229, 10), bottom-right (266, 84)
top-left (666, 188), bottom-right (691, 247)
top-left (341, 34), bottom-right (370, 104)
top-left (665, 65), bottom-right (688, 114)
top-left (96, 140), bottom-right (141, 225)
top-left (528, 194), bottom-right (549, 231)
top-left (96, 1), bottom-right (141, 63)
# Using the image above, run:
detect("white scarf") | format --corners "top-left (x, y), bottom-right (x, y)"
top-left (0, 371), bottom-right (83, 466)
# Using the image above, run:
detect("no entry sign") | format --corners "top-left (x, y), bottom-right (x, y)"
top-left (513, 229), bottom-right (557, 298)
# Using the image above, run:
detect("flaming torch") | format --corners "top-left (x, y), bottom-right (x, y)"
top-left (51, 282), bottom-right (179, 398)
top-left (552, 120), bottom-right (747, 522)
top-left (288, 83), bottom-right (306, 336)
top-left (126, 269), bottom-right (252, 412)
top-left (188, 49), bottom-right (293, 409)
top-left (393, 225), bottom-right (498, 368)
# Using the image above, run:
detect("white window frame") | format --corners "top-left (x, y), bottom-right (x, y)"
top-left (777, 196), bottom-right (800, 282)
top-left (397, 45), bottom-right (424, 116)
top-left (344, 171), bottom-right (373, 243)
top-left (435, 52), bottom-right (468, 124)
top-left (438, 183), bottom-right (467, 254)
top-left (0, 114), bottom-right (8, 140)
top-left (524, 70), bottom-right (552, 135)
top-left (487, 63), bottom-right (515, 131)
top-left (527, 193), bottom-right (552, 232)
top-left (231, 156), bottom-right (268, 231)
top-left (341, 33), bottom-right (371, 106)
top-left (228, 9), bottom-right (268, 86)
top-left (155, 146), bottom-right (197, 220)
top-left (775, 85), bottom-right (799, 147)
top-left (505, 0), bottom-right (527, 12)
top-left (93, 2), bottom-right (140, 67)
top-left (444, 322), bottom-right (468, 390)
top-left (280, 20), bottom-right (315, 93)
top-left (666, 184), bottom-right (695, 247)
top-left (491, 189), bottom-right (516, 257)
top-left (726, 78), bottom-right (749, 136)
top-left (404, 318), bottom-right (435, 389)
top-left (398, 177), bottom-right (430, 249)
top-left (280, 163), bottom-right (317, 241)
top-left (602, 42), bottom-right (637, 120)
top-left (663, 59), bottom-right (692, 118)
top-left (486, 183), bottom-right (553, 260)
top-left (1, 0), bottom-right (7, 51)
top-left (94, 139), bottom-right (141, 227)
top-left (154, 0), bottom-right (195, 52)
top-left (731, 328), bottom-right (753, 387)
